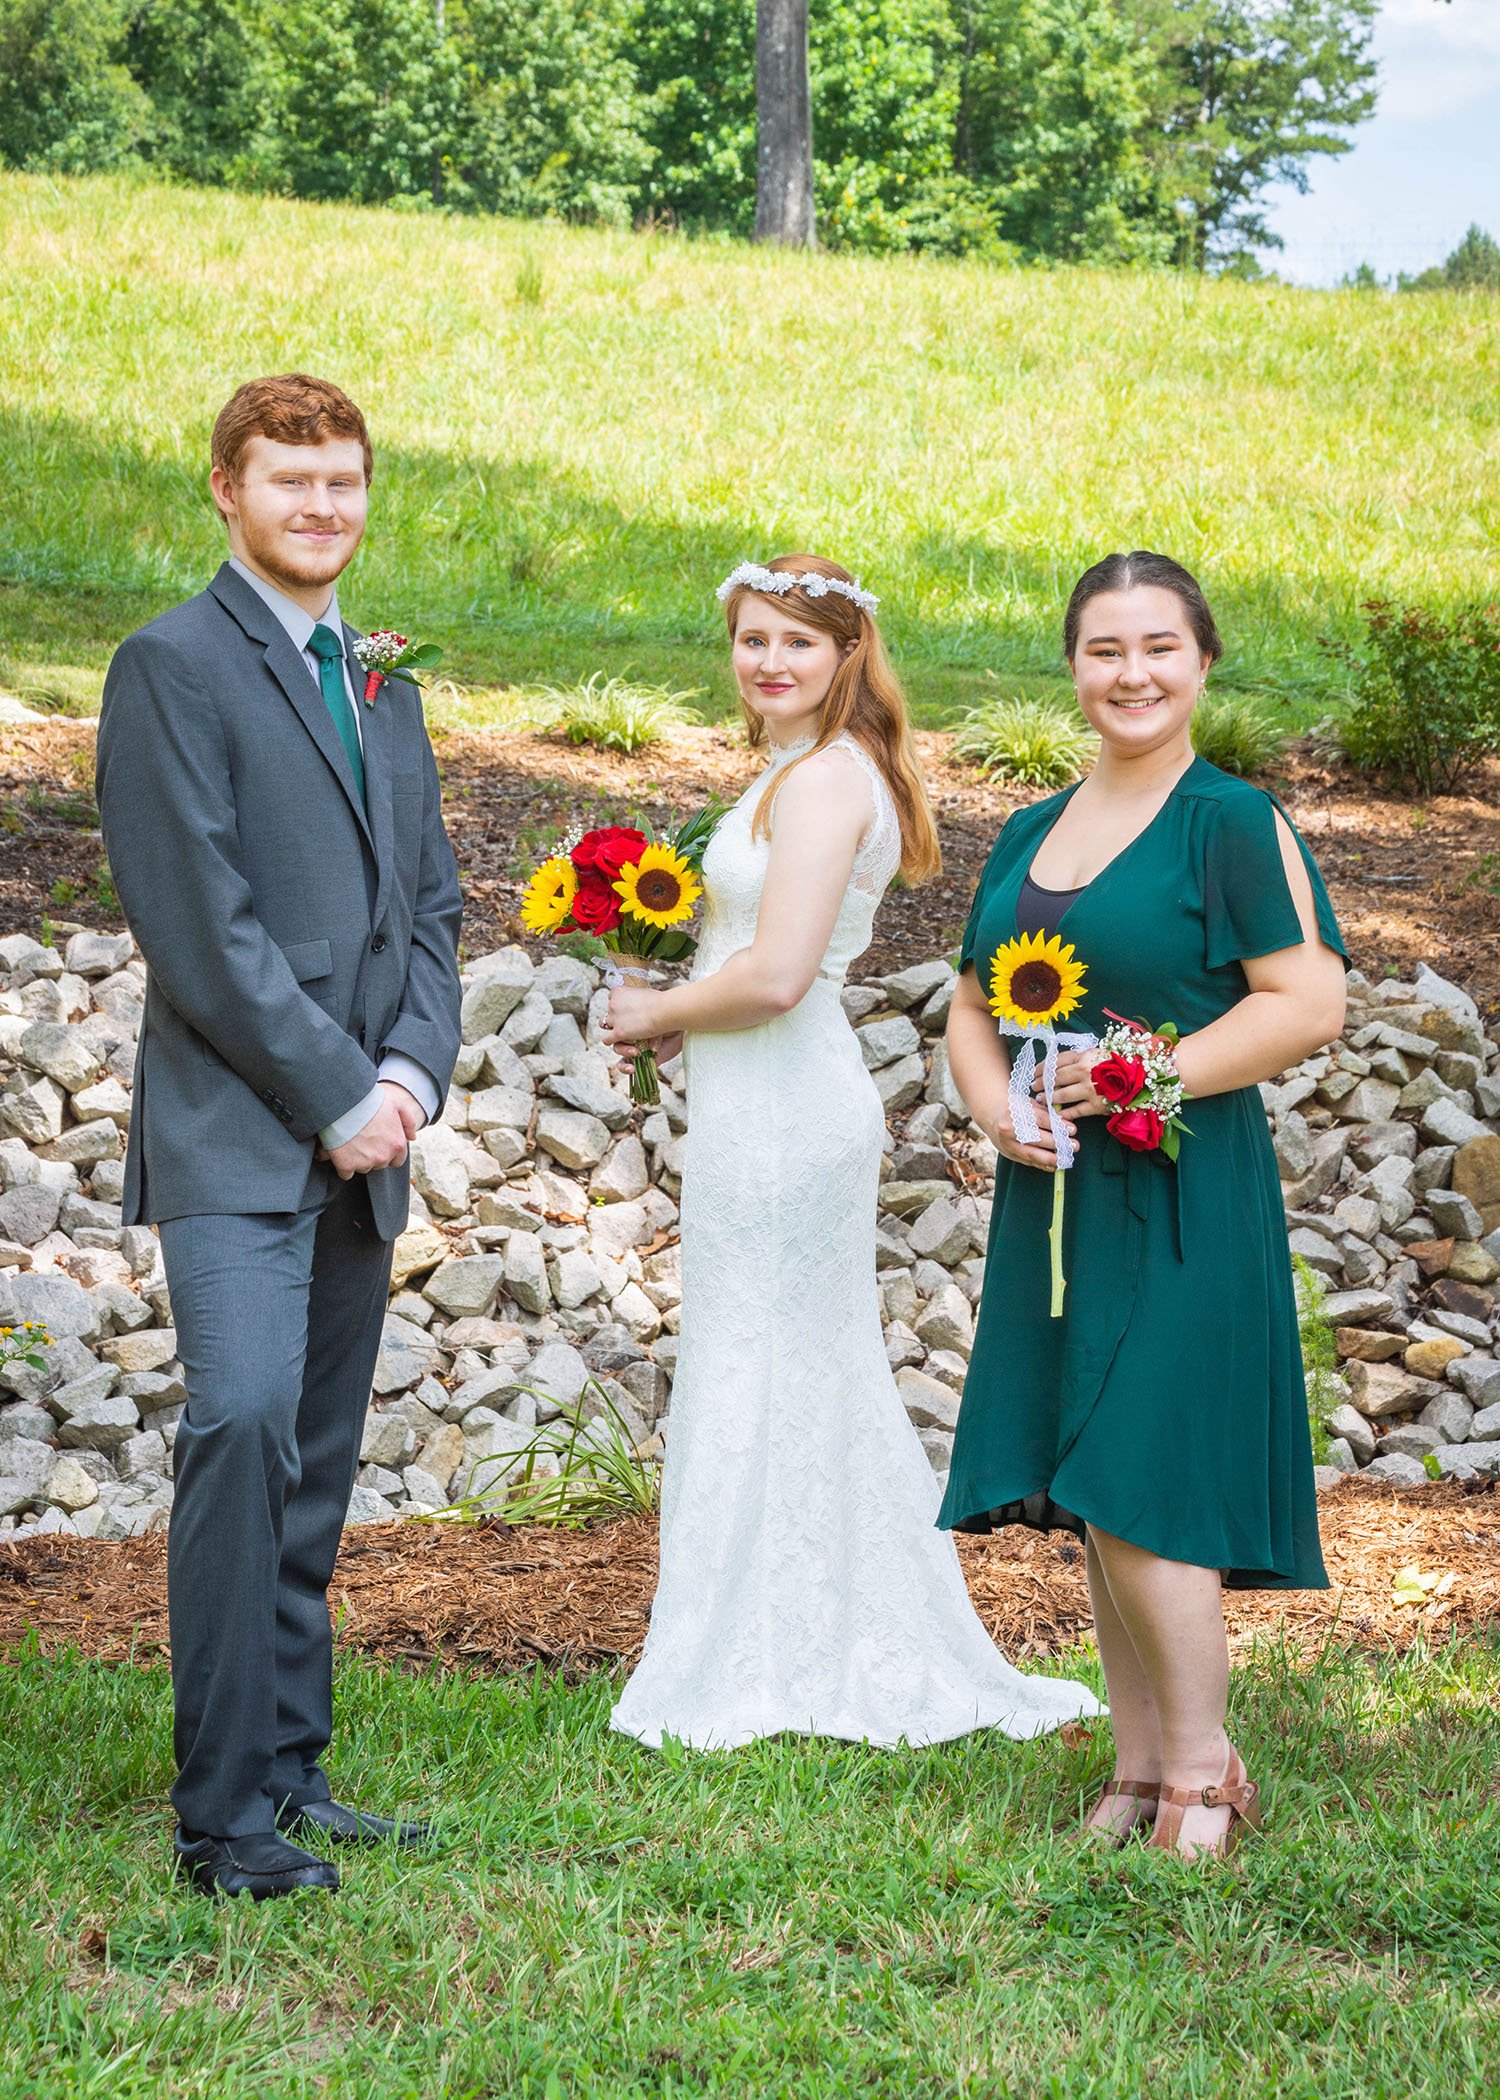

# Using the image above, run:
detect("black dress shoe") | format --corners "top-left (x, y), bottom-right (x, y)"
top-left (277, 1798), bottom-right (435, 1849)
top-left (174, 1826), bottom-right (340, 1900)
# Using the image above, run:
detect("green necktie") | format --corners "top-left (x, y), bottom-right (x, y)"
top-left (307, 623), bottom-right (366, 807)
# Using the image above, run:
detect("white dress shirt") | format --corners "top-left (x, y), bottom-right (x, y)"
top-left (227, 558), bottom-right (440, 1149)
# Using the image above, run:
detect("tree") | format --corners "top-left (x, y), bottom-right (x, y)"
top-left (122, 0), bottom-right (279, 188)
top-left (1135, 0), bottom-right (1379, 270)
top-left (0, 0), bottom-right (151, 172)
top-left (268, 0), bottom-right (465, 205)
top-left (1401, 223), bottom-right (1500, 294)
top-left (754, 0), bottom-right (815, 245)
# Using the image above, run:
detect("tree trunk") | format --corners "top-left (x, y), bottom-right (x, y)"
top-left (754, 0), bottom-right (815, 247)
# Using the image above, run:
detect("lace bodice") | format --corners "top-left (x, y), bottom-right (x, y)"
top-left (692, 732), bottom-right (903, 987)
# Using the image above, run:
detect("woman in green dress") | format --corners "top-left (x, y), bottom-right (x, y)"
top-left (938, 552), bottom-right (1347, 1859)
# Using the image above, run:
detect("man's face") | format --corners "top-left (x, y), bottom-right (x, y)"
top-left (210, 435), bottom-right (368, 600)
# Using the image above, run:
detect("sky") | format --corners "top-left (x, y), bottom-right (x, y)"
top-left (1265, 0), bottom-right (1500, 285)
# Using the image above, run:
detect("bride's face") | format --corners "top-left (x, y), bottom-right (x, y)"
top-left (732, 598), bottom-right (848, 743)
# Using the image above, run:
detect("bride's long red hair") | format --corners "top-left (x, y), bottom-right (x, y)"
top-left (722, 554), bottom-right (941, 884)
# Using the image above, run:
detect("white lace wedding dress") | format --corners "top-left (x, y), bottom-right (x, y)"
top-left (610, 733), bottom-right (1102, 1750)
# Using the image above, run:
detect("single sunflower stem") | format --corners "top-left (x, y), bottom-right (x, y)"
top-left (1049, 1166), bottom-right (1067, 1319)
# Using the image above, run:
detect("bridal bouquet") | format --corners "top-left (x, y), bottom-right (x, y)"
top-left (519, 801), bottom-right (724, 1105)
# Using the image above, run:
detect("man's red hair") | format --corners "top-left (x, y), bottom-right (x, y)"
top-left (211, 373), bottom-right (373, 484)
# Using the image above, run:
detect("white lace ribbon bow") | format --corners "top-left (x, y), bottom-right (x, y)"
top-left (997, 1021), bottom-right (1097, 1170)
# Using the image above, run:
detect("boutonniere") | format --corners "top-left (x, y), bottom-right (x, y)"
top-left (351, 629), bottom-right (443, 705)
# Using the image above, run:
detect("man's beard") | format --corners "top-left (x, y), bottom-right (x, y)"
top-left (237, 511), bottom-right (359, 594)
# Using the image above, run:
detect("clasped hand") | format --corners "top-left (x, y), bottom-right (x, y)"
top-left (992, 1050), bottom-right (1110, 1171)
top-left (601, 984), bottom-right (684, 1071)
top-left (318, 1080), bottom-right (425, 1180)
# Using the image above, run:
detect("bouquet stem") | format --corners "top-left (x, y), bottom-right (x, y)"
top-left (611, 956), bottom-right (661, 1108)
top-left (1049, 1167), bottom-right (1067, 1319)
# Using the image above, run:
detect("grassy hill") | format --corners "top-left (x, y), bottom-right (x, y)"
top-left (1, 173), bottom-right (1494, 729)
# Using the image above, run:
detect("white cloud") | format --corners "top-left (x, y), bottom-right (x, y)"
top-left (1374, 0), bottom-right (1500, 122)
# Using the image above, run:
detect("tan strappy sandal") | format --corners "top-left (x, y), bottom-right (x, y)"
top-left (1067, 1777), bottom-right (1161, 1847)
top-left (1147, 1746), bottom-right (1262, 1859)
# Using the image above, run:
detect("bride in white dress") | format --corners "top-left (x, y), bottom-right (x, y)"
top-left (602, 555), bottom-right (1100, 1750)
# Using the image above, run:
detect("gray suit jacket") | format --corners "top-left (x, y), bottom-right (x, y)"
top-left (96, 561), bottom-right (462, 1241)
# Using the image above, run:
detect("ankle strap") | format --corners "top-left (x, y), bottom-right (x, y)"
top-left (1102, 1778), bottom-right (1161, 1801)
top-left (1157, 1777), bottom-right (1257, 1814)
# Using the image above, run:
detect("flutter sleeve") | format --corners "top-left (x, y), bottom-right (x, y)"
top-left (958, 825), bottom-right (1016, 976)
top-left (1202, 786), bottom-right (1348, 972)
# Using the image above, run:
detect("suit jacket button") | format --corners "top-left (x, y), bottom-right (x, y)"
top-left (371, 934), bottom-right (387, 953)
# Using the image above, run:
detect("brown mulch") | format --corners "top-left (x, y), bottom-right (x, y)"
top-left (2, 1480), bottom-right (1495, 1678)
top-left (4, 721), bottom-right (1498, 1016)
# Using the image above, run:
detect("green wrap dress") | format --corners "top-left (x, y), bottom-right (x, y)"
top-left (936, 756), bottom-right (1344, 1590)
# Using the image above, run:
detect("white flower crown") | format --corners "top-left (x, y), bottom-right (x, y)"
top-left (715, 561), bottom-right (879, 617)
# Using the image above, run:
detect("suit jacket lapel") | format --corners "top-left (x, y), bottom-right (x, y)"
top-left (208, 565), bottom-right (375, 854)
top-left (345, 620), bottom-right (396, 928)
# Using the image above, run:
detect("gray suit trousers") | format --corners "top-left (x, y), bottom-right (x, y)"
top-left (160, 1182), bottom-right (393, 1838)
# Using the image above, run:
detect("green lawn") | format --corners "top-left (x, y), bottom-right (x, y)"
top-left (2, 1634), bottom-right (1497, 2097)
top-left (1, 175), bottom-right (1496, 731)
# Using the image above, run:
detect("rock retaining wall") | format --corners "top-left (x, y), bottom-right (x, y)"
top-left (0, 931), bottom-right (1496, 1540)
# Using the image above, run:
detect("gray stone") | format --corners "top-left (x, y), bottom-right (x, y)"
top-left (502, 1230), bottom-right (551, 1314)
top-left (1430, 1440), bottom-right (1500, 1481)
top-left (56, 1392), bottom-right (141, 1453)
top-left (1363, 1453), bottom-right (1431, 1487)
top-left (1280, 1128), bottom-right (1350, 1209)
top-left (873, 1053), bottom-right (928, 1112)
top-left (17, 1021), bottom-right (104, 1092)
top-left (857, 1015), bottom-right (923, 1070)
top-left (1321, 1444), bottom-right (1356, 1478)
top-left (116, 1428), bottom-right (167, 1478)
top-left (1320, 1288), bottom-right (1396, 1327)
top-left (1427, 1309), bottom-right (1492, 1346)
top-left (907, 1195), bottom-right (974, 1266)
top-left (1331, 1194), bottom-right (1382, 1242)
top-left (360, 1408), bottom-right (418, 1469)
top-left (1366, 1155), bottom-right (1417, 1231)
top-left (590, 1135), bottom-right (650, 1205)
top-left (401, 1465), bottom-right (448, 1508)
top-left (881, 1269), bottom-right (919, 1326)
top-left (895, 1367), bottom-right (960, 1432)
top-left (546, 1071), bottom-right (631, 1131)
top-left (878, 961), bottom-right (955, 1012)
top-left (9, 1270), bottom-right (100, 1340)
top-left (372, 1314), bottom-right (443, 1395)
top-left (550, 1247), bottom-right (604, 1309)
top-left (64, 930), bottom-right (134, 979)
top-left (1471, 1400), bottom-right (1500, 1443)
top-left (423, 1254), bottom-right (505, 1320)
top-left (1450, 1357), bottom-right (1500, 1408)
top-left (460, 949), bottom-right (535, 1041)
top-left (1418, 1391), bottom-right (1475, 1444)
top-left (1273, 1113), bottom-right (1316, 1180)
top-left (1326, 1403), bottom-right (1375, 1465)
top-left (345, 1484), bottom-right (398, 1525)
top-left (0, 1182), bottom-right (63, 1246)
top-left (98, 1328), bottom-right (176, 1374)
top-left (1288, 1227), bottom-right (1342, 1276)
top-left (884, 1321), bottom-right (924, 1371)
top-left (914, 1284), bottom-right (973, 1356)
top-left (1380, 1424), bottom-right (1443, 1461)
top-left (47, 1363), bottom-right (120, 1422)
top-left (464, 1085), bottom-right (532, 1134)
top-left (533, 954), bottom-right (596, 1017)
top-left (1420, 1097), bottom-right (1492, 1150)
top-left (408, 1124), bottom-right (472, 1219)
top-left (45, 1455), bottom-right (99, 1511)
top-left (0, 1074), bottom-right (66, 1144)
top-left (0, 1402), bottom-right (55, 1441)
top-left (535, 1106), bottom-right (611, 1172)
top-left (584, 1197), bottom-right (657, 1256)
top-left (1413, 1145), bottom-right (1458, 1194)
top-left (1337, 1078), bottom-right (1402, 1124)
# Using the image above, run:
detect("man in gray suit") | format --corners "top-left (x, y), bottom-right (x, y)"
top-left (96, 373), bottom-right (462, 1900)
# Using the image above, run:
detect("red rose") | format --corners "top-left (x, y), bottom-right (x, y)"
top-left (1108, 1106), bottom-right (1165, 1153)
top-left (569, 867), bottom-right (622, 935)
top-left (1092, 1054), bottom-right (1146, 1106)
top-left (573, 826), bottom-right (648, 880)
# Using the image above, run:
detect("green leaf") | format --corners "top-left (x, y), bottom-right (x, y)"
top-left (402, 643), bottom-right (443, 669)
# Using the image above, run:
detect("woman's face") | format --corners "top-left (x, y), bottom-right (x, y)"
top-left (1069, 585), bottom-right (1208, 758)
top-left (732, 596), bottom-right (847, 743)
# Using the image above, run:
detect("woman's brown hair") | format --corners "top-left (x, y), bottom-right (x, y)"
top-left (1062, 550), bottom-right (1224, 665)
top-left (723, 554), bottom-right (941, 884)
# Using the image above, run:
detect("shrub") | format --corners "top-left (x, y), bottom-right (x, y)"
top-left (547, 674), bottom-right (703, 755)
top-left (1332, 599), bottom-right (1500, 795)
top-left (1190, 693), bottom-right (1288, 776)
top-left (950, 688), bottom-right (1097, 788)
top-left (1292, 1254), bottom-right (1339, 1465)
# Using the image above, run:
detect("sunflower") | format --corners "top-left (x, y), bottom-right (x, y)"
top-left (988, 930), bottom-right (1087, 1029)
top-left (521, 856), bottom-right (578, 934)
top-left (613, 842), bottom-right (702, 929)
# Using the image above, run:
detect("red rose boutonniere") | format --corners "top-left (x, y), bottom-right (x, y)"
top-left (351, 629), bottom-right (444, 705)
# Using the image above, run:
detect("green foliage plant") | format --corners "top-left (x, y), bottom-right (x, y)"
top-left (548, 674), bottom-right (704, 755)
top-left (1334, 599), bottom-right (1500, 795)
top-left (430, 1379), bottom-right (662, 1527)
top-left (1292, 1252), bottom-right (1338, 1464)
top-left (1189, 692), bottom-right (1288, 776)
top-left (951, 687), bottom-right (1097, 787)
top-left (1401, 223), bottom-right (1500, 294)
top-left (0, 0), bottom-right (150, 172)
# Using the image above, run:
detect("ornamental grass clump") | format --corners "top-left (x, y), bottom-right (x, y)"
top-left (1330, 599), bottom-right (1500, 794)
top-left (1190, 693), bottom-right (1288, 776)
top-left (951, 688), bottom-right (1098, 788)
top-left (547, 675), bottom-right (704, 755)
top-left (430, 1382), bottom-right (662, 1528)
